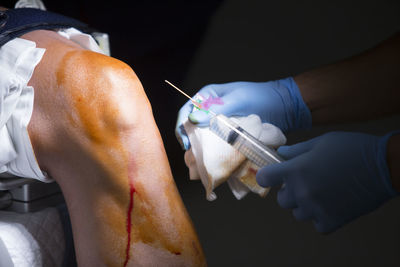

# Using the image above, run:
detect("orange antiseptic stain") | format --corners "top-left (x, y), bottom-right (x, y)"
top-left (130, 176), bottom-right (191, 256)
top-left (56, 51), bottom-right (130, 185)
top-left (56, 50), bottom-right (138, 266)
top-left (56, 50), bottom-right (205, 265)
top-left (57, 51), bottom-right (120, 143)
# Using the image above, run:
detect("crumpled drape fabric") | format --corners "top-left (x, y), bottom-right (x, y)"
top-left (183, 114), bottom-right (286, 200)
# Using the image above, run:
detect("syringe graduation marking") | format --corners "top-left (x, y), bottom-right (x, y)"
top-left (214, 115), bottom-right (282, 163)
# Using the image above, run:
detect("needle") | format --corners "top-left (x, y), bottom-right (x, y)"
top-left (164, 80), bottom-right (216, 116)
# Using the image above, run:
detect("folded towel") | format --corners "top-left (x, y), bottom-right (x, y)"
top-left (184, 114), bottom-right (286, 200)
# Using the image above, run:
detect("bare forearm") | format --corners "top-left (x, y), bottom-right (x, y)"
top-left (294, 32), bottom-right (400, 125)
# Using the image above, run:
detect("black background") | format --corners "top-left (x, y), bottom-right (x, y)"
top-left (5, 0), bottom-right (400, 266)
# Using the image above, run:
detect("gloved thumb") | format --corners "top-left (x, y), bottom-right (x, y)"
top-left (188, 110), bottom-right (212, 126)
top-left (256, 162), bottom-right (288, 187)
top-left (188, 92), bottom-right (246, 126)
top-left (277, 137), bottom-right (320, 159)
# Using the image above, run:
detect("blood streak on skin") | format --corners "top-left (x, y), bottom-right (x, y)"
top-left (124, 160), bottom-right (136, 267)
top-left (249, 167), bottom-right (258, 176)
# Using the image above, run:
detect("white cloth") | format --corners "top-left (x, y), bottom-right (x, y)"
top-left (0, 238), bottom-right (14, 267)
top-left (0, 28), bottom-right (106, 182)
top-left (15, 0), bottom-right (47, 10)
top-left (184, 114), bottom-right (286, 201)
top-left (0, 208), bottom-right (65, 267)
top-left (57, 28), bottom-right (106, 55)
top-left (0, 38), bottom-right (47, 181)
top-left (0, 3), bottom-right (101, 266)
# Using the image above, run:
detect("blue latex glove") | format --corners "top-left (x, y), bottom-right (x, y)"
top-left (256, 131), bottom-right (399, 233)
top-left (175, 77), bottom-right (311, 150)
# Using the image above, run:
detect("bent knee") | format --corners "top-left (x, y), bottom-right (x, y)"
top-left (56, 50), bottom-right (154, 141)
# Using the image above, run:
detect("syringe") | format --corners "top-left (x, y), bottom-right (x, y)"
top-left (209, 114), bottom-right (284, 167)
top-left (166, 80), bottom-right (284, 168)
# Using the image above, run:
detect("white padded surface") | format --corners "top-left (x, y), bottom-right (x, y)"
top-left (0, 208), bottom-right (65, 267)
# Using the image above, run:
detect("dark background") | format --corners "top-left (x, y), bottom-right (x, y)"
top-left (5, 0), bottom-right (400, 266)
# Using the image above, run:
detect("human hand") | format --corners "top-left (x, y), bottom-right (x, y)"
top-left (175, 77), bottom-right (311, 150)
top-left (256, 131), bottom-right (399, 233)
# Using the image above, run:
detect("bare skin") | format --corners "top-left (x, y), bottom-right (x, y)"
top-left (21, 29), bottom-right (206, 266)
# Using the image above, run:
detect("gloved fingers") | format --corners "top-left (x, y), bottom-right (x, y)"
top-left (277, 187), bottom-right (297, 209)
top-left (176, 100), bottom-right (194, 126)
top-left (292, 207), bottom-right (312, 221)
top-left (188, 110), bottom-right (213, 126)
top-left (188, 91), bottom-right (246, 126)
top-left (256, 161), bottom-right (290, 187)
top-left (277, 137), bottom-right (321, 159)
top-left (175, 124), bottom-right (190, 150)
top-left (176, 100), bottom-right (197, 149)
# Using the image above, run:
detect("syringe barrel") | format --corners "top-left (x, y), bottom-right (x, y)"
top-left (209, 114), bottom-right (284, 168)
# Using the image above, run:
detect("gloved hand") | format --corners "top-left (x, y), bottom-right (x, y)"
top-left (175, 77), bottom-right (311, 150)
top-left (256, 131), bottom-right (399, 233)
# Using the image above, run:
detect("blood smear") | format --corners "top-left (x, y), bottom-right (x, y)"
top-left (123, 178), bottom-right (136, 266)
